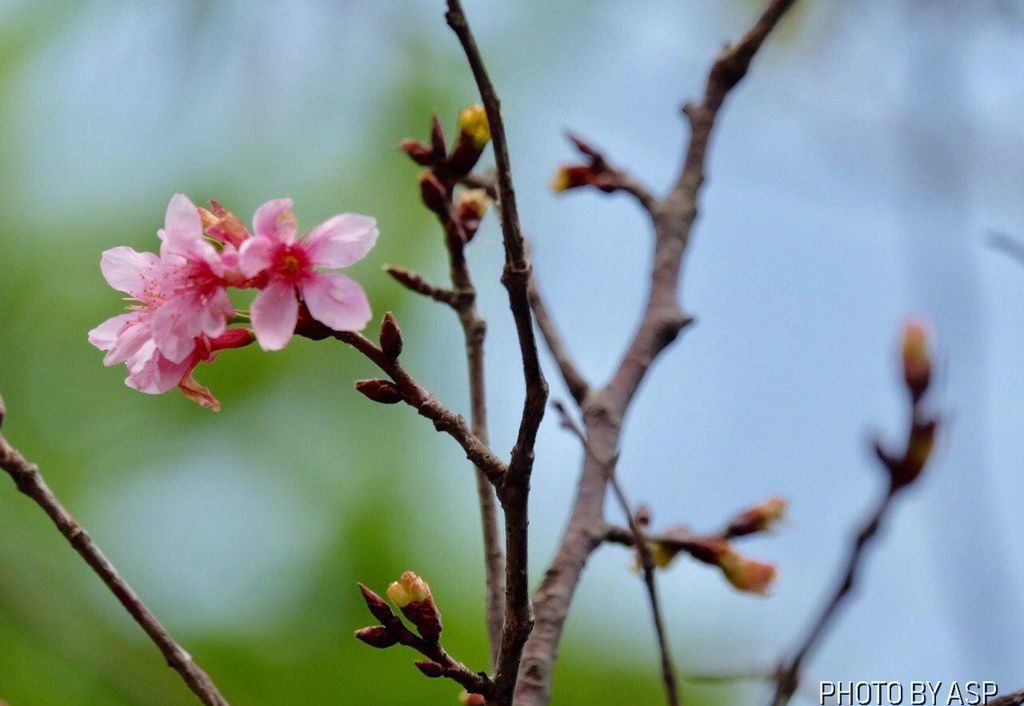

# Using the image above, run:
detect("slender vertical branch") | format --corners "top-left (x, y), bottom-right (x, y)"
top-left (444, 2), bottom-right (550, 701)
top-left (445, 204), bottom-right (506, 669)
top-left (0, 426), bottom-right (230, 706)
top-left (517, 3), bottom-right (798, 704)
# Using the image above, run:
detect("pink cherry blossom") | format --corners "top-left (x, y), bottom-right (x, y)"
top-left (151, 193), bottom-right (236, 363)
top-left (239, 198), bottom-right (377, 350)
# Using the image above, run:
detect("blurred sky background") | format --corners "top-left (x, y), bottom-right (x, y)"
top-left (2, 1), bottom-right (1024, 704)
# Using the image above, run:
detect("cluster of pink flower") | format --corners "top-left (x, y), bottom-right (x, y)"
top-left (89, 194), bottom-right (379, 409)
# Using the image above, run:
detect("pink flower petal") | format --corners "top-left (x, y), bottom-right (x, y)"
top-left (238, 236), bottom-right (276, 278)
top-left (99, 247), bottom-right (161, 298)
top-left (88, 313), bottom-right (133, 351)
top-left (252, 198), bottom-right (297, 244)
top-left (301, 272), bottom-right (372, 333)
top-left (103, 319), bottom-right (153, 366)
top-left (126, 341), bottom-right (192, 394)
top-left (158, 194), bottom-right (204, 258)
top-left (152, 294), bottom-right (203, 363)
top-left (305, 214), bottom-right (379, 268)
top-left (251, 279), bottom-right (299, 350)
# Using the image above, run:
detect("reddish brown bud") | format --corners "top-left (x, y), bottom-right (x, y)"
top-left (889, 418), bottom-right (938, 490)
top-left (401, 139), bottom-right (435, 166)
top-left (901, 319), bottom-right (933, 403)
top-left (430, 112), bottom-right (447, 161)
top-left (419, 171), bottom-right (449, 216)
top-left (445, 105), bottom-right (491, 176)
top-left (550, 165), bottom-right (594, 193)
top-left (634, 504), bottom-right (652, 528)
top-left (380, 312), bottom-right (404, 359)
top-left (459, 692), bottom-right (487, 706)
top-left (414, 660), bottom-right (445, 678)
top-left (354, 625), bottom-right (398, 649)
top-left (355, 379), bottom-right (404, 405)
top-left (387, 571), bottom-right (443, 642)
top-left (357, 583), bottom-right (395, 624)
top-left (454, 189), bottom-right (492, 242)
top-left (726, 496), bottom-right (787, 537)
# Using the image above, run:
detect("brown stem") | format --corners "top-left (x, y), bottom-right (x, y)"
top-left (445, 203), bottom-right (507, 669)
top-left (0, 431), bottom-right (229, 706)
top-left (516, 3), bottom-right (797, 704)
top-left (444, 2), bottom-right (550, 702)
top-left (769, 489), bottom-right (895, 706)
top-left (325, 328), bottom-right (508, 484)
top-left (553, 402), bottom-right (678, 706)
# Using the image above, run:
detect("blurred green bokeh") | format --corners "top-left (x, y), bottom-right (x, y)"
top-left (0, 2), bottom-right (747, 705)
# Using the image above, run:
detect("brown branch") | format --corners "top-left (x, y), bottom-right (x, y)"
top-left (444, 2), bottom-right (550, 702)
top-left (516, 3), bottom-right (797, 704)
top-left (0, 421), bottom-right (229, 706)
top-left (552, 402), bottom-right (678, 706)
top-left (299, 320), bottom-right (509, 485)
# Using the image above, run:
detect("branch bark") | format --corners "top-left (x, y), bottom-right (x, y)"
top-left (0, 428), bottom-right (230, 706)
top-left (515, 2), bottom-right (797, 704)
top-left (444, 2), bottom-right (550, 702)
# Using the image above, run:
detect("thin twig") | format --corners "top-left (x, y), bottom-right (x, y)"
top-left (0, 428), bottom-right (229, 706)
top-left (301, 323), bottom-right (509, 484)
top-left (517, 4), bottom-right (797, 704)
top-left (444, 2), bottom-right (549, 701)
top-left (769, 489), bottom-right (895, 706)
top-left (987, 230), bottom-right (1024, 269)
top-left (384, 265), bottom-right (465, 307)
top-left (528, 281), bottom-right (590, 405)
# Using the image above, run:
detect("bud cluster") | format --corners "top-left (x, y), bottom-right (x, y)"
top-left (629, 498), bottom-right (785, 596)
top-left (401, 106), bottom-right (494, 249)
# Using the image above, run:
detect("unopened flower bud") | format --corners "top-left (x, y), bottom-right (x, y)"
top-left (550, 165), bottom-right (593, 193)
top-left (419, 171), bottom-right (449, 216)
top-left (459, 692), bottom-right (487, 706)
top-left (357, 583), bottom-right (395, 624)
top-left (199, 200), bottom-right (250, 247)
top-left (457, 104), bottom-right (490, 151)
top-left (446, 105), bottom-right (491, 176)
top-left (401, 139), bottom-right (435, 166)
top-left (717, 549), bottom-right (776, 595)
top-left (354, 625), bottom-right (398, 649)
top-left (414, 660), bottom-right (445, 678)
top-left (901, 319), bottom-right (932, 403)
top-left (726, 497), bottom-right (787, 537)
top-left (455, 189), bottom-right (492, 242)
top-left (355, 379), bottom-right (404, 405)
top-left (380, 312), bottom-right (404, 359)
top-left (387, 571), bottom-right (443, 642)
